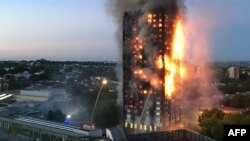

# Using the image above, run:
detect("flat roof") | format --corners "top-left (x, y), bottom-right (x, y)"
top-left (0, 117), bottom-right (89, 137)
top-left (0, 94), bottom-right (13, 101)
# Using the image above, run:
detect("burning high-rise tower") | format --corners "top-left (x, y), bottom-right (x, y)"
top-left (123, 1), bottom-right (184, 132)
top-left (107, 0), bottom-right (221, 133)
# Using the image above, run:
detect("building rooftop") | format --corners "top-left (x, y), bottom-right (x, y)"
top-left (0, 116), bottom-right (90, 137)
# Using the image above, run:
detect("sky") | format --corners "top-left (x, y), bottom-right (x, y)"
top-left (0, 0), bottom-right (250, 61)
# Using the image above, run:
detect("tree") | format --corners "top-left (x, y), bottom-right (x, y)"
top-left (223, 114), bottom-right (250, 124)
top-left (79, 66), bottom-right (117, 81)
top-left (94, 102), bottom-right (120, 128)
top-left (241, 79), bottom-right (250, 92)
top-left (55, 109), bottom-right (66, 123)
top-left (47, 109), bottom-right (66, 123)
top-left (0, 67), bottom-right (6, 76)
top-left (222, 94), bottom-right (250, 109)
top-left (199, 108), bottom-right (250, 141)
top-left (198, 108), bottom-right (224, 141)
top-left (48, 110), bottom-right (55, 121)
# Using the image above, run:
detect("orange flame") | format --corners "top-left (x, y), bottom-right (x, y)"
top-left (156, 55), bottom-right (163, 69)
top-left (173, 20), bottom-right (185, 60)
top-left (164, 18), bottom-right (185, 99)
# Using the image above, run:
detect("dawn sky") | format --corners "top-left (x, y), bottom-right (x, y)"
top-left (0, 0), bottom-right (250, 61)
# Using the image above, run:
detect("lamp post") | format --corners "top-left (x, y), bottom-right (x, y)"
top-left (66, 114), bottom-right (71, 119)
top-left (90, 78), bottom-right (108, 121)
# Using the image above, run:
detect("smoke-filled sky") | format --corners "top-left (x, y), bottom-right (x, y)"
top-left (0, 0), bottom-right (250, 61)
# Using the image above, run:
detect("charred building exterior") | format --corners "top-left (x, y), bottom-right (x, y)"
top-left (123, 6), bottom-right (182, 132)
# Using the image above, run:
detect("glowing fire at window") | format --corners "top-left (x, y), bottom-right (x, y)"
top-left (147, 13), bottom-right (152, 24)
top-left (139, 54), bottom-right (143, 59)
top-left (148, 13), bottom-right (152, 19)
top-left (138, 69), bottom-right (143, 74)
top-left (152, 80), bottom-right (157, 85)
top-left (156, 55), bottom-right (163, 69)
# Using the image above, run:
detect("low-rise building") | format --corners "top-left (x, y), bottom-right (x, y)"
top-left (0, 116), bottom-right (105, 141)
top-left (15, 87), bottom-right (66, 102)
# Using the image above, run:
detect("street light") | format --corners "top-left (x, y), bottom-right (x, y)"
top-left (90, 78), bottom-right (108, 121)
top-left (66, 114), bottom-right (71, 119)
top-left (102, 79), bottom-right (108, 85)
